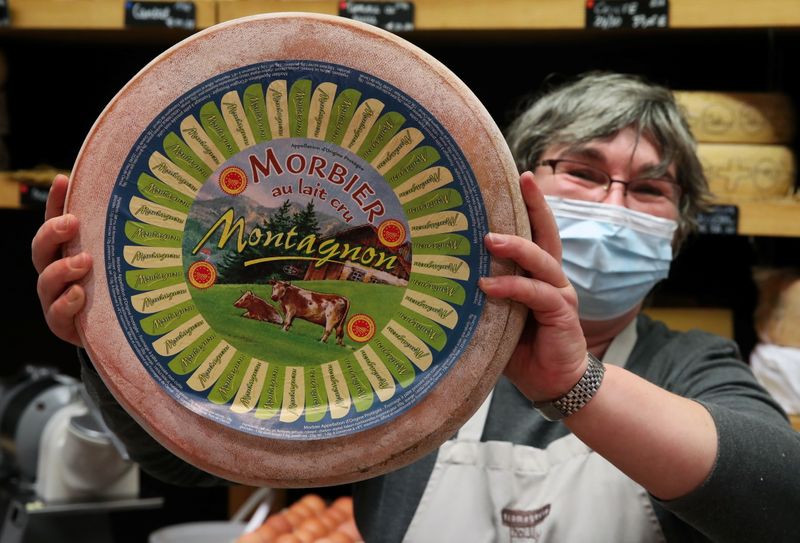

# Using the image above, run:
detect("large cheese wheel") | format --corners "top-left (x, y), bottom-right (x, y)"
top-left (697, 143), bottom-right (795, 200)
top-left (674, 91), bottom-right (795, 144)
top-left (64, 13), bottom-right (528, 487)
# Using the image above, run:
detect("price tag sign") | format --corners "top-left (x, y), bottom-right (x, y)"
top-left (338, 1), bottom-right (415, 32)
top-left (19, 183), bottom-right (51, 208)
top-left (696, 204), bottom-right (739, 236)
top-left (125, 1), bottom-right (196, 30)
top-left (585, 0), bottom-right (668, 30)
top-left (0, 0), bottom-right (9, 27)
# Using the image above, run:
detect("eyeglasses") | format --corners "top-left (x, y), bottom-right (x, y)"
top-left (537, 159), bottom-right (682, 207)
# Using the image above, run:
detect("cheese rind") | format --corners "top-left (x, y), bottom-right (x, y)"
top-left (697, 143), bottom-right (795, 200)
top-left (675, 91), bottom-right (795, 144)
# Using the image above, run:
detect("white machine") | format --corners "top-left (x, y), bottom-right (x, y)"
top-left (0, 366), bottom-right (154, 543)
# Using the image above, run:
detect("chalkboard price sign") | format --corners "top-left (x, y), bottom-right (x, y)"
top-left (20, 183), bottom-right (50, 208)
top-left (586, 0), bottom-right (669, 30)
top-left (125, 2), bottom-right (196, 30)
top-left (338, 2), bottom-right (415, 32)
top-left (696, 205), bottom-right (739, 236)
top-left (0, 0), bottom-right (9, 27)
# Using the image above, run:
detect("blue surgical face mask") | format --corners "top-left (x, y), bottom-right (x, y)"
top-left (546, 196), bottom-right (678, 320)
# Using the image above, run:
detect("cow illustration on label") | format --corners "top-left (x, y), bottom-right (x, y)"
top-left (233, 290), bottom-right (284, 324)
top-left (268, 280), bottom-right (350, 346)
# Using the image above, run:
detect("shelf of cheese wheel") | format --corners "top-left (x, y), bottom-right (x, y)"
top-left (751, 269), bottom-right (800, 432)
top-left (696, 143), bottom-right (795, 200)
top-left (676, 90), bottom-right (800, 237)
top-left (674, 91), bottom-right (795, 145)
top-left (753, 269), bottom-right (800, 350)
top-left (236, 494), bottom-right (362, 543)
top-left (697, 143), bottom-right (799, 236)
top-left (63, 13), bottom-right (528, 487)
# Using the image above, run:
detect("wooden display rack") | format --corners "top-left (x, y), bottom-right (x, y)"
top-left (216, 0), bottom-right (800, 30)
top-left (725, 200), bottom-right (800, 238)
top-left (7, 0), bottom-right (216, 30)
top-left (216, 0), bottom-right (582, 30)
top-left (5, 0), bottom-right (800, 31)
top-left (3, 2), bottom-right (800, 235)
top-left (0, 174), bottom-right (18, 208)
top-left (643, 308), bottom-right (734, 339)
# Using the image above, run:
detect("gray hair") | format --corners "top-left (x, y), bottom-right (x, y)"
top-left (505, 72), bottom-right (711, 248)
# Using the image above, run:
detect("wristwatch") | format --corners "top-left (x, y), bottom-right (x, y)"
top-left (533, 352), bottom-right (605, 422)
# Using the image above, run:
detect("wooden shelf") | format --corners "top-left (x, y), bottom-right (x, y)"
top-left (7, 0), bottom-right (216, 30)
top-left (216, 0), bottom-right (583, 30)
top-left (718, 199), bottom-right (800, 238)
top-left (4, 0), bottom-right (800, 31)
top-left (0, 169), bottom-right (67, 209)
top-left (670, 0), bottom-right (800, 29)
top-left (216, 0), bottom-right (800, 30)
top-left (0, 175), bottom-right (19, 209)
top-left (2, 1), bottom-right (799, 240)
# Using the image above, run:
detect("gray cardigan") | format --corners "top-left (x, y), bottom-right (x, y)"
top-left (81, 315), bottom-right (800, 542)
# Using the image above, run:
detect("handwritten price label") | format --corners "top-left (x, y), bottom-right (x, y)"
top-left (586, 0), bottom-right (669, 30)
top-left (338, 2), bottom-right (415, 32)
top-left (125, 2), bottom-right (196, 30)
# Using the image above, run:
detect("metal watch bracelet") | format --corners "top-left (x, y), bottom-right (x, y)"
top-left (533, 352), bottom-right (605, 422)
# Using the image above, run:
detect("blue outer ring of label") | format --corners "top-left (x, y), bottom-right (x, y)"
top-left (105, 60), bottom-right (490, 440)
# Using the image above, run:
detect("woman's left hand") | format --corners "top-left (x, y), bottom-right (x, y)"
top-left (479, 171), bottom-right (588, 402)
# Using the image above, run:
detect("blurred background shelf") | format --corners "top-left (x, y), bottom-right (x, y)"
top-left (722, 199), bottom-right (800, 237)
top-left (216, 0), bottom-right (583, 30)
top-left (216, 0), bottom-right (800, 30)
top-left (0, 174), bottom-right (18, 208)
top-left (2, 0), bottom-right (800, 31)
top-left (643, 307), bottom-right (734, 339)
top-left (6, 0), bottom-right (217, 30)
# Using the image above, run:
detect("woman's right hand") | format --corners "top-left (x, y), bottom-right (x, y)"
top-left (31, 174), bottom-right (92, 347)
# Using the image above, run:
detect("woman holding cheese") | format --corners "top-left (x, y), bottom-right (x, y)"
top-left (32, 72), bottom-right (799, 541)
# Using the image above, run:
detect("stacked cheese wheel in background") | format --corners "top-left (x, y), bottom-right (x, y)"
top-left (750, 269), bottom-right (800, 432)
top-left (674, 91), bottom-right (797, 201)
top-left (237, 494), bottom-right (362, 543)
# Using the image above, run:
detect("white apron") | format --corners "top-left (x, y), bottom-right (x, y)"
top-left (403, 322), bottom-right (666, 543)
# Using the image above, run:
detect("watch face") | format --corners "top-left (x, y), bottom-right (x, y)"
top-left (533, 403), bottom-right (565, 422)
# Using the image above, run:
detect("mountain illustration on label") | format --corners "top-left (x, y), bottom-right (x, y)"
top-left (105, 60), bottom-right (489, 440)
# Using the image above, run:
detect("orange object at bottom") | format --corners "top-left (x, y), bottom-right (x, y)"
top-left (237, 494), bottom-right (362, 543)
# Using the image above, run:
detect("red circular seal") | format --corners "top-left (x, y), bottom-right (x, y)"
top-left (347, 314), bottom-right (376, 343)
top-left (219, 166), bottom-right (248, 195)
top-left (377, 219), bottom-right (406, 248)
top-left (188, 261), bottom-right (217, 289)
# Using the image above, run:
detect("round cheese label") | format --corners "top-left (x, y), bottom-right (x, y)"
top-left (106, 60), bottom-right (489, 440)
